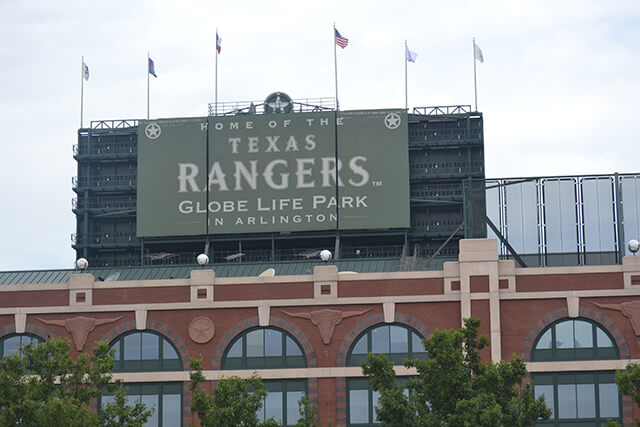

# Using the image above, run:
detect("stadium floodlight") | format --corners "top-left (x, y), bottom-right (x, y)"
top-left (629, 240), bottom-right (640, 255)
top-left (320, 250), bottom-right (332, 262)
top-left (197, 253), bottom-right (209, 265)
top-left (76, 258), bottom-right (89, 270)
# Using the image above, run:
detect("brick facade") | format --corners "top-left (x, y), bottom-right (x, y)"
top-left (2, 239), bottom-right (640, 425)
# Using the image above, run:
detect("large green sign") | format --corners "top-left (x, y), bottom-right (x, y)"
top-left (137, 110), bottom-right (409, 237)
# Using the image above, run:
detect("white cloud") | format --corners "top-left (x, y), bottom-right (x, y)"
top-left (0, 0), bottom-right (638, 269)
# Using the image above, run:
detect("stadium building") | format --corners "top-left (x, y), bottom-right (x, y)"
top-left (2, 93), bottom-right (640, 426)
top-left (72, 96), bottom-right (486, 269)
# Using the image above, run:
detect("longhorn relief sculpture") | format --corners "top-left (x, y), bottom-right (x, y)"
top-left (592, 301), bottom-right (640, 335)
top-left (37, 315), bottom-right (125, 351)
top-left (281, 308), bottom-right (373, 344)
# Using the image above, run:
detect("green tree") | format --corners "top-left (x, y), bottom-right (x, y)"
top-left (361, 318), bottom-right (550, 427)
top-left (611, 362), bottom-right (640, 426)
top-left (294, 394), bottom-right (320, 427)
top-left (190, 358), bottom-right (279, 427)
top-left (0, 337), bottom-right (151, 426)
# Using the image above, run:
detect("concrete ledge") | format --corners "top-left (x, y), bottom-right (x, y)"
top-left (498, 260), bottom-right (516, 275)
top-left (459, 239), bottom-right (498, 262)
top-left (313, 265), bottom-right (338, 282)
top-left (69, 273), bottom-right (95, 289)
top-left (190, 269), bottom-right (215, 286)
top-left (623, 255), bottom-right (640, 271)
top-left (443, 261), bottom-right (460, 277)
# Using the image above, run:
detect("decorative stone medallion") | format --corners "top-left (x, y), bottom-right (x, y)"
top-left (189, 316), bottom-right (216, 344)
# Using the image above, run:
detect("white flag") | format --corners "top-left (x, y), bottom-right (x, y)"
top-left (82, 61), bottom-right (90, 81)
top-left (406, 43), bottom-right (418, 63)
top-left (473, 42), bottom-right (484, 63)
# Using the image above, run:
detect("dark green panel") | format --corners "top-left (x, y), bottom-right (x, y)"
top-left (136, 111), bottom-right (409, 237)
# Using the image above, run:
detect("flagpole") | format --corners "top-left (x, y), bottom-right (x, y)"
top-left (333, 23), bottom-right (339, 111)
top-left (80, 56), bottom-right (85, 128)
top-left (215, 29), bottom-right (218, 116)
top-left (147, 52), bottom-right (150, 119)
top-left (473, 38), bottom-right (478, 112)
top-left (404, 41), bottom-right (408, 110)
top-left (332, 23), bottom-right (341, 253)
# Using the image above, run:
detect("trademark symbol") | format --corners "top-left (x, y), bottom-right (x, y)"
top-left (372, 181), bottom-right (383, 187)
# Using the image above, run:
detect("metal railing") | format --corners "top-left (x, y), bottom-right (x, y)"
top-left (409, 162), bottom-right (484, 178)
top-left (72, 233), bottom-right (140, 245)
top-left (485, 173), bottom-right (640, 265)
top-left (73, 143), bottom-right (137, 156)
top-left (72, 175), bottom-right (136, 190)
top-left (412, 105), bottom-right (473, 116)
top-left (208, 97), bottom-right (336, 116)
top-left (72, 197), bottom-right (136, 211)
top-left (89, 120), bottom-right (139, 130)
top-left (409, 129), bottom-right (482, 145)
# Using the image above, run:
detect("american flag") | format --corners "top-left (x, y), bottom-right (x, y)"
top-left (216, 32), bottom-right (222, 54)
top-left (335, 28), bottom-right (348, 49)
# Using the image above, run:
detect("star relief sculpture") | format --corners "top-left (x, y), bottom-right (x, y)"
top-left (384, 113), bottom-right (401, 129)
top-left (145, 123), bottom-right (161, 139)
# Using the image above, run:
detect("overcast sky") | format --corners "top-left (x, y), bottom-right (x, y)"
top-left (0, 0), bottom-right (638, 271)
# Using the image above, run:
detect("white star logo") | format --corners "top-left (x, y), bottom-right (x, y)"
top-left (384, 113), bottom-right (401, 129)
top-left (267, 95), bottom-right (291, 113)
top-left (145, 123), bottom-right (161, 139)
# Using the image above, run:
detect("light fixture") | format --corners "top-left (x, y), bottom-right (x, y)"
top-left (75, 258), bottom-right (89, 270)
top-left (629, 240), bottom-right (640, 255)
top-left (320, 249), bottom-right (332, 262)
top-left (197, 253), bottom-right (209, 265)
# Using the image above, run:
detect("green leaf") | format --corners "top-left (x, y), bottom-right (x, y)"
top-left (361, 318), bottom-right (551, 427)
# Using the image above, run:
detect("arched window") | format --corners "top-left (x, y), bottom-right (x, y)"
top-left (347, 324), bottom-right (427, 366)
top-left (347, 324), bottom-right (426, 426)
top-left (532, 318), bottom-right (618, 361)
top-left (222, 327), bottom-right (306, 370)
top-left (0, 334), bottom-right (43, 358)
top-left (110, 331), bottom-right (182, 372)
top-left (531, 318), bottom-right (621, 426)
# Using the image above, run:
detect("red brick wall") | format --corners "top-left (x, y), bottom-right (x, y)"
top-left (215, 282), bottom-right (314, 301)
top-left (516, 272), bottom-right (623, 292)
top-left (338, 278), bottom-right (444, 297)
top-left (93, 286), bottom-right (190, 305)
top-left (0, 290), bottom-right (68, 307)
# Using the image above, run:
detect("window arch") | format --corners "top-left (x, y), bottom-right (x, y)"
top-left (531, 318), bottom-right (621, 426)
top-left (531, 318), bottom-right (618, 362)
top-left (109, 331), bottom-right (182, 372)
top-left (0, 333), bottom-right (43, 358)
top-left (347, 323), bottom-right (427, 366)
top-left (347, 324), bottom-right (426, 426)
top-left (222, 327), bottom-right (306, 370)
